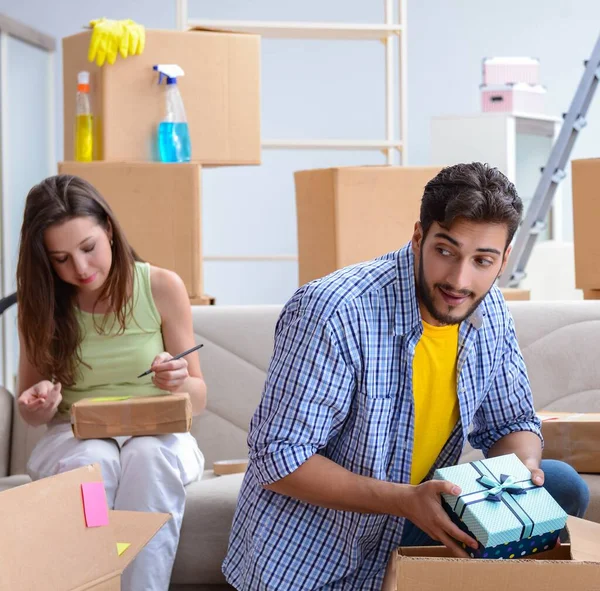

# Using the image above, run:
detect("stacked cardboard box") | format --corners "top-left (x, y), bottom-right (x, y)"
top-left (480, 57), bottom-right (546, 115)
top-left (294, 166), bottom-right (442, 285)
top-left (572, 159), bottom-right (600, 298)
top-left (61, 28), bottom-right (262, 302)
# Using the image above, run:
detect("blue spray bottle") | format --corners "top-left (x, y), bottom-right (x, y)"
top-left (153, 64), bottom-right (192, 163)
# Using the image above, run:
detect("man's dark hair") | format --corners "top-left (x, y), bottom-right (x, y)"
top-left (420, 162), bottom-right (523, 248)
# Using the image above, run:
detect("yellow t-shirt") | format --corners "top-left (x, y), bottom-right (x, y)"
top-left (411, 321), bottom-right (460, 485)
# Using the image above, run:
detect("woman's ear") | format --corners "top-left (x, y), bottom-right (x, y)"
top-left (105, 219), bottom-right (113, 243)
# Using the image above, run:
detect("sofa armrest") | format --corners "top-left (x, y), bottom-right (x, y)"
top-left (0, 387), bottom-right (13, 477)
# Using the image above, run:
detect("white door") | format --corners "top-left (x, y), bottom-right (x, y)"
top-left (0, 21), bottom-right (55, 391)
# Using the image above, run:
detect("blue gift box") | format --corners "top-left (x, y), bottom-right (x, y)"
top-left (433, 453), bottom-right (567, 559)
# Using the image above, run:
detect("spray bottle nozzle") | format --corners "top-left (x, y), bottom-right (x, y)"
top-left (153, 64), bottom-right (185, 85)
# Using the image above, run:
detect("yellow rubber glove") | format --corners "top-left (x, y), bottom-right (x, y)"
top-left (88, 18), bottom-right (146, 67)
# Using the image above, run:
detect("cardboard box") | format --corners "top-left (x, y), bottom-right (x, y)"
top-left (480, 82), bottom-right (546, 114)
top-left (190, 294), bottom-right (216, 306)
top-left (294, 166), bottom-right (442, 285)
top-left (383, 517), bottom-right (600, 591)
top-left (63, 28), bottom-right (260, 165)
top-left (58, 161), bottom-right (202, 297)
top-left (482, 57), bottom-right (541, 85)
top-left (71, 393), bottom-right (193, 439)
top-left (0, 463), bottom-right (169, 589)
top-left (583, 289), bottom-right (600, 300)
top-left (539, 412), bottom-right (600, 473)
top-left (434, 453), bottom-right (567, 559)
top-left (500, 287), bottom-right (531, 301)
top-left (572, 158), bottom-right (600, 289)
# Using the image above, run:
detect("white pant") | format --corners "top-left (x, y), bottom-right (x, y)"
top-left (27, 423), bottom-right (204, 591)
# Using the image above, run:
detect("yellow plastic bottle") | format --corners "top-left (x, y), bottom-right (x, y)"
top-left (75, 71), bottom-right (93, 162)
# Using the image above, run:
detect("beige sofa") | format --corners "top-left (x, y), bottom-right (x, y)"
top-left (0, 301), bottom-right (599, 590)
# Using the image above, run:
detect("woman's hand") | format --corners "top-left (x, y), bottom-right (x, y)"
top-left (18, 381), bottom-right (62, 425)
top-left (149, 353), bottom-right (189, 392)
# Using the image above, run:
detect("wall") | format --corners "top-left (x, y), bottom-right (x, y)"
top-left (0, 0), bottom-right (598, 303)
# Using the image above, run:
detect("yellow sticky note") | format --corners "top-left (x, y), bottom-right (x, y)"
top-left (89, 396), bottom-right (132, 403)
top-left (117, 542), bottom-right (131, 556)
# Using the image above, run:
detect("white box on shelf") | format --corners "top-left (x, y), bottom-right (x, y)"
top-left (430, 112), bottom-right (562, 241)
top-left (482, 57), bottom-right (540, 85)
top-left (481, 83), bottom-right (546, 114)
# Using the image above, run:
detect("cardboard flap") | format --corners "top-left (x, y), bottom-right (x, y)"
top-left (188, 25), bottom-right (259, 37)
top-left (567, 516), bottom-right (600, 562)
top-left (0, 464), bottom-right (119, 590)
top-left (107, 509), bottom-right (171, 571)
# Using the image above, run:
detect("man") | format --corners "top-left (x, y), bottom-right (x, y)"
top-left (223, 163), bottom-right (589, 590)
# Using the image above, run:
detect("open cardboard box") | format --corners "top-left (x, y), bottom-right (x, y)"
top-left (382, 517), bottom-right (600, 591)
top-left (0, 463), bottom-right (169, 590)
top-left (538, 412), bottom-right (600, 473)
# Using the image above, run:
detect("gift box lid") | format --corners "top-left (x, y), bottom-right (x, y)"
top-left (434, 453), bottom-right (567, 548)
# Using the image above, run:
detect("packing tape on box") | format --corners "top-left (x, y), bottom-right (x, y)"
top-left (213, 459), bottom-right (249, 476)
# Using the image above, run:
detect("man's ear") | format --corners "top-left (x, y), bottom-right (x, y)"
top-left (498, 244), bottom-right (512, 277)
top-left (412, 222), bottom-right (424, 256)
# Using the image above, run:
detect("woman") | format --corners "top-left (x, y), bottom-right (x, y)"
top-left (16, 174), bottom-right (206, 591)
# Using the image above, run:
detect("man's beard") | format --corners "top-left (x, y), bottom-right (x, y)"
top-left (417, 250), bottom-right (487, 326)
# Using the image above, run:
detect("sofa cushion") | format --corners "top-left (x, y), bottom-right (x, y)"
top-left (190, 305), bottom-right (281, 468)
top-left (0, 474), bottom-right (30, 492)
top-left (172, 472), bottom-right (245, 585)
top-left (508, 301), bottom-right (600, 412)
top-left (9, 396), bottom-right (47, 476)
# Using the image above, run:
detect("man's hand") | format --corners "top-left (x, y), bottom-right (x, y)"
top-left (528, 464), bottom-right (545, 486)
top-left (398, 480), bottom-right (479, 557)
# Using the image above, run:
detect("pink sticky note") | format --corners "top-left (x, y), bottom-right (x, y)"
top-left (81, 481), bottom-right (109, 527)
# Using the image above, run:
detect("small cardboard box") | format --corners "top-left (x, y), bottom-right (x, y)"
top-left (0, 463), bottom-right (169, 589)
top-left (500, 287), bottom-right (531, 301)
top-left (58, 161), bottom-right (202, 298)
top-left (539, 412), bottom-right (600, 473)
top-left (572, 158), bottom-right (600, 289)
top-left (63, 28), bottom-right (261, 165)
top-left (190, 294), bottom-right (216, 306)
top-left (480, 83), bottom-right (546, 114)
top-left (294, 166), bottom-right (442, 285)
top-left (482, 57), bottom-right (541, 85)
top-left (71, 393), bottom-right (193, 439)
top-left (384, 517), bottom-right (600, 591)
top-left (434, 453), bottom-right (567, 559)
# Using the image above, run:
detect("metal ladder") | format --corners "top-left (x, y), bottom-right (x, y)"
top-left (499, 32), bottom-right (600, 287)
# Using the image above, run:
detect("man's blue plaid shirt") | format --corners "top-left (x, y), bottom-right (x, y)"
top-left (223, 243), bottom-right (542, 590)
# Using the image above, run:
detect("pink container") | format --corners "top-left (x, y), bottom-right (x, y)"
top-left (482, 57), bottom-right (540, 85)
top-left (481, 83), bottom-right (546, 114)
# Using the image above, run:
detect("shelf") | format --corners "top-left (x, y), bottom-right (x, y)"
top-left (204, 255), bottom-right (298, 262)
top-left (261, 139), bottom-right (403, 150)
top-left (187, 19), bottom-right (402, 40)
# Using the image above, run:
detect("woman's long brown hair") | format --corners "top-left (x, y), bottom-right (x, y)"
top-left (17, 175), bottom-right (140, 387)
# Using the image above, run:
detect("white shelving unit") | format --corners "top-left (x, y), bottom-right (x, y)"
top-left (430, 112), bottom-right (563, 241)
top-left (175, 2), bottom-right (409, 300)
top-left (176, 0), bottom-right (408, 165)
